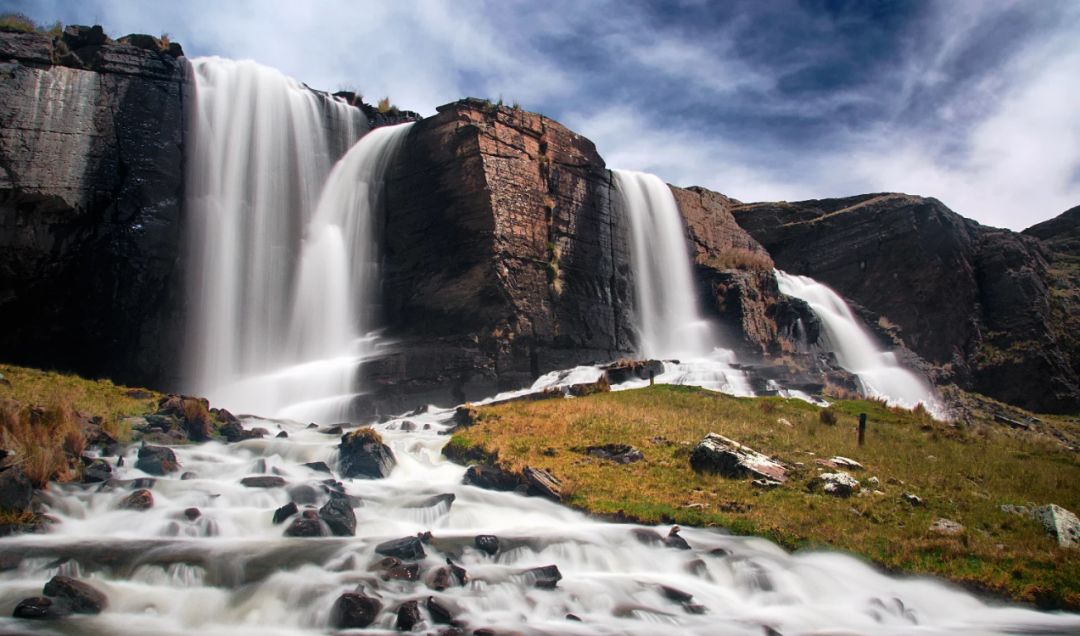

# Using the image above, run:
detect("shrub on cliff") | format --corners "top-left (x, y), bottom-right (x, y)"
top-left (0, 13), bottom-right (61, 37)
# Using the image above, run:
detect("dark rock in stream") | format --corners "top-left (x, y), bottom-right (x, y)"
top-left (240, 476), bottom-right (286, 489)
top-left (663, 526), bottom-right (691, 550)
top-left (273, 502), bottom-right (299, 525)
top-left (330, 591), bottom-right (383, 629)
top-left (427, 596), bottom-right (455, 624)
top-left (135, 445), bottom-right (178, 475)
top-left (13, 596), bottom-right (63, 620)
top-left (446, 558), bottom-right (468, 585)
top-left (474, 534), bottom-right (500, 556)
top-left (81, 457), bottom-right (113, 483)
top-left (375, 536), bottom-right (427, 560)
top-left (521, 564), bottom-right (562, 589)
top-left (396, 599), bottom-right (423, 631)
top-left (429, 566), bottom-right (452, 591)
top-left (284, 510), bottom-right (328, 537)
top-left (318, 497), bottom-right (356, 536)
top-left (43, 575), bottom-right (108, 614)
top-left (463, 465), bottom-right (520, 491)
top-left (338, 428), bottom-right (397, 479)
top-left (303, 461), bottom-right (333, 474)
top-left (118, 489), bottom-right (154, 511)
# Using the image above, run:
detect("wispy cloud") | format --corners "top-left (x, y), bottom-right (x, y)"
top-left (10, 0), bottom-right (1080, 229)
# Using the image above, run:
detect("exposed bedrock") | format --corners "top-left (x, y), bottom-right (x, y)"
top-left (733, 194), bottom-right (1080, 413)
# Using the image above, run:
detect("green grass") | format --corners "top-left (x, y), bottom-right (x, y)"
top-left (450, 385), bottom-right (1080, 609)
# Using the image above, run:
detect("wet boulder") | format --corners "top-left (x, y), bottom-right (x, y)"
top-left (474, 534), bottom-right (499, 556)
top-left (463, 465), bottom-right (519, 491)
top-left (12, 596), bottom-right (63, 619)
top-left (303, 461), bottom-right (333, 474)
top-left (81, 458), bottom-right (113, 483)
top-left (330, 590), bottom-right (382, 629)
top-left (284, 510), bottom-right (328, 537)
top-left (376, 536), bottom-right (426, 560)
top-left (689, 434), bottom-right (787, 483)
top-left (338, 428), bottom-right (396, 479)
top-left (520, 564), bottom-right (562, 589)
top-left (318, 497), bottom-right (357, 536)
top-left (135, 445), bottom-right (179, 475)
top-left (0, 466), bottom-right (34, 513)
top-left (272, 502), bottom-right (299, 525)
top-left (601, 359), bottom-right (665, 384)
top-left (446, 558), bottom-right (468, 585)
top-left (240, 476), bottom-right (286, 489)
top-left (396, 599), bottom-right (423, 630)
top-left (43, 575), bottom-right (107, 614)
top-left (118, 488), bottom-right (154, 511)
top-left (427, 596), bottom-right (455, 624)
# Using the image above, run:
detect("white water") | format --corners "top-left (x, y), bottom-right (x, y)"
top-left (184, 58), bottom-right (408, 422)
top-left (775, 270), bottom-right (943, 413)
top-left (614, 170), bottom-right (753, 395)
top-left (2, 411), bottom-right (1076, 635)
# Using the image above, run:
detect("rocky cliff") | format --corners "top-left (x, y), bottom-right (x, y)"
top-left (732, 194), bottom-right (1080, 413)
top-left (375, 99), bottom-right (635, 405)
top-left (0, 27), bottom-right (187, 387)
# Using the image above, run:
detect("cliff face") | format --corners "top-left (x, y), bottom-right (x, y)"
top-left (733, 194), bottom-right (1080, 413)
top-left (0, 29), bottom-right (187, 387)
top-left (376, 99), bottom-right (635, 405)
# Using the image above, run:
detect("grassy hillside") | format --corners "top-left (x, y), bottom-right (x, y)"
top-left (449, 385), bottom-right (1080, 609)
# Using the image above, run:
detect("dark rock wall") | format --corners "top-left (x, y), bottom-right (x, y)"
top-left (377, 99), bottom-right (635, 406)
top-left (0, 30), bottom-right (187, 387)
top-left (733, 194), bottom-right (1080, 413)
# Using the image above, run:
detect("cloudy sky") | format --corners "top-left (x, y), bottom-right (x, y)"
top-left (10, 0), bottom-right (1080, 230)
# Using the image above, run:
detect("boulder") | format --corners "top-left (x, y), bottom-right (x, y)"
top-left (118, 488), bottom-right (154, 510)
top-left (318, 497), bottom-right (357, 536)
top-left (219, 421), bottom-right (266, 442)
top-left (427, 596), bottom-right (455, 624)
top-left (1032, 504), bottom-right (1079, 548)
top-left (135, 445), bottom-right (178, 475)
top-left (12, 596), bottom-right (62, 620)
top-left (375, 536), bottom-right (426, 560)
top-left (43, 575), bottom-right (107, 614)
top-left (520, 565), bottom-right (562, 589)
top-left (338, 429), bottom-right (396, 479)
top-left (0, 466), bottom-right (34, 513)
top-left (272, 502), bottom-right (298, 525)
top-left (689, 434), bottom-right (787, 483)
top-left (810, 472), bottom-right (860, 497)
top-left (284, 510), bottom-right (328, 537)
top-left (240, 476), bottom-right (286, 489)
top-left (463, 465), bottom-right (520, 491)
top-left (396, 599), bottom-right (423, 630)
top-left (304, 461), bottom-right (333, 474)
top-left (585, 444), bottom-right (644, 464)
top-left (523, 466), bottom-right (562, 500)
top-left (474, 534), bottom-right (499, 556)
top-left (429, 566), bottom-right (452, 591)
top-left (601, 359), bottom-right (665, 385)
top-left (330, 591), bottom-right (382, 629)
top-left (82, 458), bottom-right (113, 483)
top-left (446, 558), bottom-right (468, 585)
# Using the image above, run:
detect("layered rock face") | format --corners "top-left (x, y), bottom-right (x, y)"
top-left (0, 28), bottom-right (187, 387)
top-left (376, 99), bottom-right (635, 405)
top-left (733, 194), bottom-right (1080, 413)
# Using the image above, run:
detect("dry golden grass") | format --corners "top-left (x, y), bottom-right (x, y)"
top-left (450, 385), bottom-right (1080, 609)
top-left (0, 363), bottom-right (162, 487)
top-left (701, 248), bottom-right (775, 272)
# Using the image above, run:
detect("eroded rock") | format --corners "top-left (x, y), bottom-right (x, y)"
top-left (689, 434), bottom-right (787, 483)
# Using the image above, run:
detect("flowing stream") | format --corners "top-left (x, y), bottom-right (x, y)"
top-left (1, 407), bottom-right (1077, 635)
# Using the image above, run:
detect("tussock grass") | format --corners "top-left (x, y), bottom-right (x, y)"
top-left (453, 385), bottom-right (1080, 609)
top-left (0, 364), bottom-right (161, 487)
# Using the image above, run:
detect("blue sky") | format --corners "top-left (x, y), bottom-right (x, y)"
top-left (8, 0), bottom-right (1080, 230)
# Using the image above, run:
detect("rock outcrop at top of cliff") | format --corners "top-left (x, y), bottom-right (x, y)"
top-left (733, 194), bottom-right (1080, 414)
top-left (0, 27), bottom-right (187, 388)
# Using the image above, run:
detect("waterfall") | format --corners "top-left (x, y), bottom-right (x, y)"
top-left (614, 170), bottom-right (752, 396)
top-left (184, 57), bottom-right (407, 422)
top-left (775, 270), bottom-right (941, 412)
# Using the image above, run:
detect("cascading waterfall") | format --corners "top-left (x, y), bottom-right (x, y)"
top-left (613, 169), bottom-right (752, 396)
top-left (775, 270), bottom-right (943, 413)
top-left (184, 57), bottom-right (408, 422)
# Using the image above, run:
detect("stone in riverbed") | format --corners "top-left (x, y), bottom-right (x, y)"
top-left (284, 510), bottom-right (328, 537)
top-left (338, 428), bottom-right (396, 479)
top-left (396, 599), bottom-right (423, 630)
top-left (240, 476), bottom-right (286, 488)
top-left (689, 434), bottom-right (787, 483)
top-left (330, 591), bottom-right (382, 629)
top-left (118, 488), bottom-right (154, 510)
top-left (520, 564), bottom-right (562, 589)
top-left (474, 534), bottom-right (499, 556)
top-left (135, 445), bottom-right (178, 475)
top-left (273, 502), bottom-right (298, 525)
top-left (375, 536), bottom-right (426, 560)
top-left (12, 596), bottom-right (62, 619)
top-left (427, 596), bottom-right (455, 624)
top-left (43, 575), bottom-right (107, 614)
top-left (318, 497), bottom-right (356, 536)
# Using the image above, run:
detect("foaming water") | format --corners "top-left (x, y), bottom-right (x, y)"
top-left (776, 270), bottom-right (943, 414)
top-left (184, 56), bottom-right (411, 421)
top-left (2, 409), bottom-right (1076, 635)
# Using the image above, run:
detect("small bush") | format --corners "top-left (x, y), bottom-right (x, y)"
top-left (377, 97), bottom-right (393, 113)
top-left (819, 407), bottom-right (838, 425)
top-left (0, 399), bottom-right (84, 488)
top-left (0, 12), bottom-right (36, 33)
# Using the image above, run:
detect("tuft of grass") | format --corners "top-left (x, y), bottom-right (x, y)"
top-left (0, 12), bottom-right (37, 33)
top-left (344, 427), bottom-right (384, 444)
top-left (819, 406), bottom-right (838, 425)
top-left (702, 248), bottom-right (775, 272)
top-left (0, 401), bottom-right (83, 487)
top-left (450, 385), bottom-right (1080, 609)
